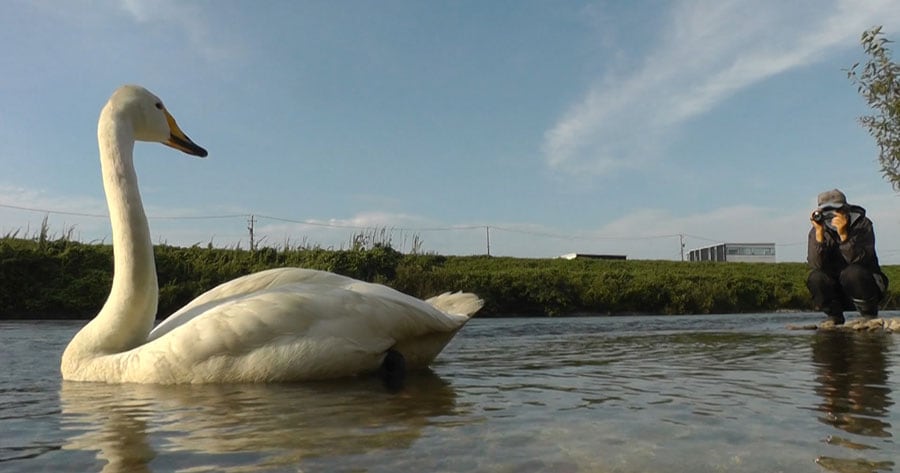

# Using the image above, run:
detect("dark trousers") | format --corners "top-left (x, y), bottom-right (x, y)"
top-left (807, 264), bottom-right (886, 317)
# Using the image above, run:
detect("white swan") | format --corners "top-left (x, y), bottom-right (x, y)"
top-left (61, 85), bottom-right (483, 384)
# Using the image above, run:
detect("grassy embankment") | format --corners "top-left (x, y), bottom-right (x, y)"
top-left (2, 236), bottom-right (898, 319)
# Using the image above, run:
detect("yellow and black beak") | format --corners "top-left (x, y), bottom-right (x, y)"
top-left (163, 110), bottom-right (208, 157)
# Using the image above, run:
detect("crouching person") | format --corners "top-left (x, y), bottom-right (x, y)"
top-left (807, 189), bottom-right (888, 325)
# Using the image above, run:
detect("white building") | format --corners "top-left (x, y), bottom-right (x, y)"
top-left (688, 243), bottom-right (775, 263)
top-left (559, 253), bottom-right (627, 261)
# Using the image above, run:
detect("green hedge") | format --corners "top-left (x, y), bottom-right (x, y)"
top-left (1, 237), bottom-right (897, 318)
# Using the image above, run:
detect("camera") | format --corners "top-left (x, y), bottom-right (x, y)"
top-left (812, 209), bottom-right (837, 223)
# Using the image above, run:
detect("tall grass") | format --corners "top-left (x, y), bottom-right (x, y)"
top-left (2, 229), bottom-right (898, 319)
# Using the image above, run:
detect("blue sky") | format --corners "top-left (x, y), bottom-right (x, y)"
top-left (2, 0), bottom-right (900, 263)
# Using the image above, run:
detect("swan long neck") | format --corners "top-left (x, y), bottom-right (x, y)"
top-left (84, 107), bottom-right (158, 353)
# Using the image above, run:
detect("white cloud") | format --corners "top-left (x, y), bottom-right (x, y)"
top-left (0, 185), bottom-right (109, 240)
top-left (246, 212), bottom-right (453, 252)
top-left (543, 0), bottom-right (900, 175)
top-left (484, 190), bottom-right (900, 264)
top-left (118, 0), bottom-right (236, 62)
top-left (4, 184), bottom-right (898, 262)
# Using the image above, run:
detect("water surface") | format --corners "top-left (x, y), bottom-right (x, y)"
top-left (1, 313), bottom-right (898, 472)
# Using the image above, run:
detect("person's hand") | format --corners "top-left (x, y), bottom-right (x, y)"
top-left (810, 211), bottom-right (824, 229)
top-left (831, 210), bottom-right (849, 241)
top-left (811, 210), bottom-right (825, 243)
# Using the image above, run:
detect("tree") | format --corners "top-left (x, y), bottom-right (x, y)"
top-left (847, 26), bottom-right (900, 190)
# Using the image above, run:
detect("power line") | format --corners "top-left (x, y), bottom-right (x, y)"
top-left (490, 225), bottom-right (681, 241)
top-left (0, 202), bottom-right (245, 220)
top-left (255, 214), bottom-right (483, 232)
top-left (0, 200), bottom-right (854, 253)
top-left (153, 214), bottom-right (248, 220)
top-left (0, 203), bottom-right (107, 218)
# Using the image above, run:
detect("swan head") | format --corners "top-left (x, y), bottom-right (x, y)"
top-left (106, 85), bottom-right (208, 157)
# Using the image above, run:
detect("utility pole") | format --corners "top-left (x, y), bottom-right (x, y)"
top-left (486, 226), bottom-right (491, 256)
top-left (679, 233), bottom-right (685, 261)
top-left (247, 214), bottom-right (256, 251)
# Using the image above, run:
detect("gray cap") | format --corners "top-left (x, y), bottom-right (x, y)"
top-left (817, 189), bottom-right (848, 210)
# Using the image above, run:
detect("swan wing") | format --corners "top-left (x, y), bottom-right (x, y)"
top-left (135, 267), bottom-right (476, 383)
top-left (150, 268), bottom-right (364, 341)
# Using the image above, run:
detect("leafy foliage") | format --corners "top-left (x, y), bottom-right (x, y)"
top-left (2, 237), bottom-right (897, 319)
top-left (848, 26), bottom-right (900, 189)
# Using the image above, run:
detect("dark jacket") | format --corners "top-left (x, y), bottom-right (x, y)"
top-left (807, 204), bottom-right (885, 280)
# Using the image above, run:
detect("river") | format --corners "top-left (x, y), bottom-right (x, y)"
top-left (1, 313), bottom-right (898, 472)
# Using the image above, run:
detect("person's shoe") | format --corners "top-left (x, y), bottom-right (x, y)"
top-left (826, 313), bottom-right (845, 325)
top-left (853, 298), bottom-right (879, 320)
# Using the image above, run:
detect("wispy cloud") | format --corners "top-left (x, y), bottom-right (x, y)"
top-left (4, 184), bottom-right (898, 262)
top-left (118, 0), bottom-right (236, 62)
top-left (0, 185), bottom-right (109, 240)
top-left (252, 211), bottom-right (455, 252)
top-left (543, 0), bottom-right (900, 175)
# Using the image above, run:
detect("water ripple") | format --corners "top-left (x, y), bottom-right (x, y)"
top-left (2, 314), bottom-right (899, 472)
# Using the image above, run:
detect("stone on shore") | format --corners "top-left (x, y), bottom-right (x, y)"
top-left (787, 317), bottom-right (900, 332)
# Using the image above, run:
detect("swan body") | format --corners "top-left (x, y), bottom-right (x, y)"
top-left (61, 85), bottom-right (482, 384)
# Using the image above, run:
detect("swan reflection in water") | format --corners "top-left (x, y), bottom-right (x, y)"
top-left (810, 331), bottom-right (895, 473)
top-left (60, 372), bottom-right (461, 472)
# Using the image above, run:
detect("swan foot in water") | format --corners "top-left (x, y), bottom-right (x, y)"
top-left (380, 348), bottom-right (406, 392)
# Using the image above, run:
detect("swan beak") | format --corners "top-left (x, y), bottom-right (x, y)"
top-left (163, 111), bottom-right (208, 158)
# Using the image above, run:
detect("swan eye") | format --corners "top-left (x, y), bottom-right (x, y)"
top-left (155, 102), bottom-right (164, 110)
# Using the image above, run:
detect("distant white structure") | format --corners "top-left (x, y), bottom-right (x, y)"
top-left (688, 243), bottom-right (775, 263)
top-left (559, 253), bottom-right (627, 261)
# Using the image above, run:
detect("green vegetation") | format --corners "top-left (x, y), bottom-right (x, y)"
top-left (848, 26), bottom-right (900, 189)
top-left (3, 235), bottom-right (898, 319)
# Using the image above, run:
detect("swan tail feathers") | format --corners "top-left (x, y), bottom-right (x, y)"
top-left (426, 292), bottom-right (484, 318)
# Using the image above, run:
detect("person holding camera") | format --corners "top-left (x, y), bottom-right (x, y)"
top-left (807, 189), bottom-right (888, 325)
